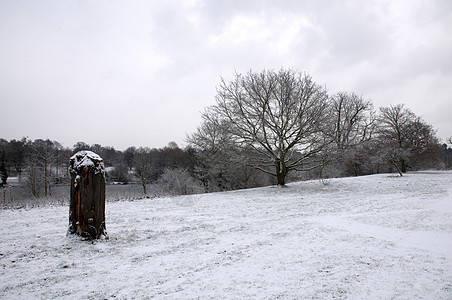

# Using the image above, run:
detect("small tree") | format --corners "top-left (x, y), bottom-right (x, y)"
top-left (157, 168), bottom-right (203, 195)
top-left (124, 146), bottom-right (136, 171)
top-left (210, 69), bottom-right (330, 185)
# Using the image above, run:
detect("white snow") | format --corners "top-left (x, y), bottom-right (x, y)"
top-left (69, 150), bottom-right (105, 174)
top-left (0, 171), bottom-right (451, 299)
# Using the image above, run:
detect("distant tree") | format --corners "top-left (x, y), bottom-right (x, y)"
top-left (446, 137), bottom-right (452, 169)
top-left (167, 141), bottom-right (179, 149)
top-left (27, 139), bottom-right (59, 196)
top-left (157, 168), bottom-right (203, 195)
top-left (0, 150), bottom-right (7, 187)
top-left (209, 69), bottom-right (330, 185)
top-left (187, 112), bottom-right (267, 191)
top-left (443, 143), bottom-right (452, 169)
top-left (96, 146), bottom-right (121, 167)
top-left (51, 141), bottom-right (69, 183)
top-left (6, 138), bottom-right (29, 181)
top-left (18, 139), bottom-right (71, 197)
top-left (74, 143), bottom-right (123, 168)
top-left (162, 144), bottom-right (192, 170)
top-left (187, 112), bottom-right (234, 154)
top-left (133, 147), bottom-right (153, 194)
top-left (330, 92), bottom-right (375, 150)
top-left (377, 104), bottom-right (439, 175)
top-left (377, 105), bottom-right (412, 175)
top-left (124, 146), bottom-right (136, 171)
top-left (56, 147), bottom-right (73, 183)
top-left (25, 158), bottom-right (42, 197)
top-left (328, 92), bottom-right (376, 176)
top-left (187, 112), bottom-right (233, 191)
top-left (0, 139), bottom-right (7, 152)
top-left (0, 139), bottom-right (8, 187)
top-left (90, 144), bottom-right (103, 155)
top-left (109, 162), bottom-right (130, 183)
top-left (73, 142), bottom-right (90, 153)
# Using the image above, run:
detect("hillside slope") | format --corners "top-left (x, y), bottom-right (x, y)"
top-left (1, 171), bottom-right (451, 299)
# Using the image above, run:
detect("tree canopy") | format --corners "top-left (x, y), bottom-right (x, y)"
top-left (206, 69), bottom-right (331, 185)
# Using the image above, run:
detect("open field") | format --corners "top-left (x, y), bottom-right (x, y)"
top-left (1, 183), bottom-right (154, 209)
top-left (1, 171), bottom-right (451, 299)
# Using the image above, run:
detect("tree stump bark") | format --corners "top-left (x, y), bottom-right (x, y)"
top-left (68, 150), bottom-right (107, 239)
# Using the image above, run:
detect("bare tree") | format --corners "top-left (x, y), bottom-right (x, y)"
top-left (133, 147), bottom-right (153, 194)
top-left (0, 150), bottom-right (7, 187)
top-left (32, 139), bottom-right (59, 196)
top-left (377, 104), bottom-right (439, 175)
top-left (187, 112), bottom-right (233, 190)
top-left (167, 141), bottom-right (179, 149)
top-left (73, 142), bottom-right (90, 153)
top-left (157, 168), bottom-right (203, 195)
top-left (443, 140), bottom-right (452, 169)
top-left (330, 92), bottom-right (375, 149)
top-left (328, 92), bottom-right (376, 176)
top-left (124, 146), bottom-right (136, 171)
top-left (7, 138), bottom-right (29, 181)
top-left (187, 111), bottom-right (235, 154)
top-left (187, 112), bottom-right (264, 191)
top-left (210, 69), bottom-right (330, 186)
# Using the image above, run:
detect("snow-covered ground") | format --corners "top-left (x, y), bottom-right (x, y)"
top-left (1, 171), bottom-right (451, 299)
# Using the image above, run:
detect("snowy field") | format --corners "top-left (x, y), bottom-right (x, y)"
top-left (1, 171), bottom-right (451, 299)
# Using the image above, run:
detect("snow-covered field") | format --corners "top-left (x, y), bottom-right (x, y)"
top-left (1, 171), bottom-right (451, 299)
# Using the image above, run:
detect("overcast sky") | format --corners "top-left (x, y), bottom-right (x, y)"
top-left (1, 0), bottom-right (451, 150)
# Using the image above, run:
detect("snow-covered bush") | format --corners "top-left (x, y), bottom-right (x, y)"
top-left (157, 168), bottom-right (203, 196)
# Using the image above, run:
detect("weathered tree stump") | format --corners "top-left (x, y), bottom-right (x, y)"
top-left (68, 150), bottom-right (107, 239)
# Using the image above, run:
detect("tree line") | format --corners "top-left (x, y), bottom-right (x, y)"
top-left (1, 68), bottom-right (451, 197)
top-left (0, 139), bottom-right (197, 197)
top-left (188, 69), bottom-right (449, 186)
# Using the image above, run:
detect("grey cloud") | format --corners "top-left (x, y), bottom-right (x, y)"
top-left (0, 0), bottom-right (451, 149)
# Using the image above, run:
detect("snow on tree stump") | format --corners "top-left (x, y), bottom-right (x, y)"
top-left (68, 150), bottom-right (107, 239)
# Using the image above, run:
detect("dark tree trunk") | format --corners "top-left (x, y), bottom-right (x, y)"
top-left (44, 160), bottom-right (48, 197)
top-left (400, 158), bottom-right (406, 173)
top-left (275, 159), bottom-right (287, 186)
top-left (276, 172), bottom-right (285, 186)
top-left (392, 160), bottom-right (403, 177)
top-left (141, 177), bottom-right (147, 194)
top-left (69, 151), bottom-right (107, 240)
